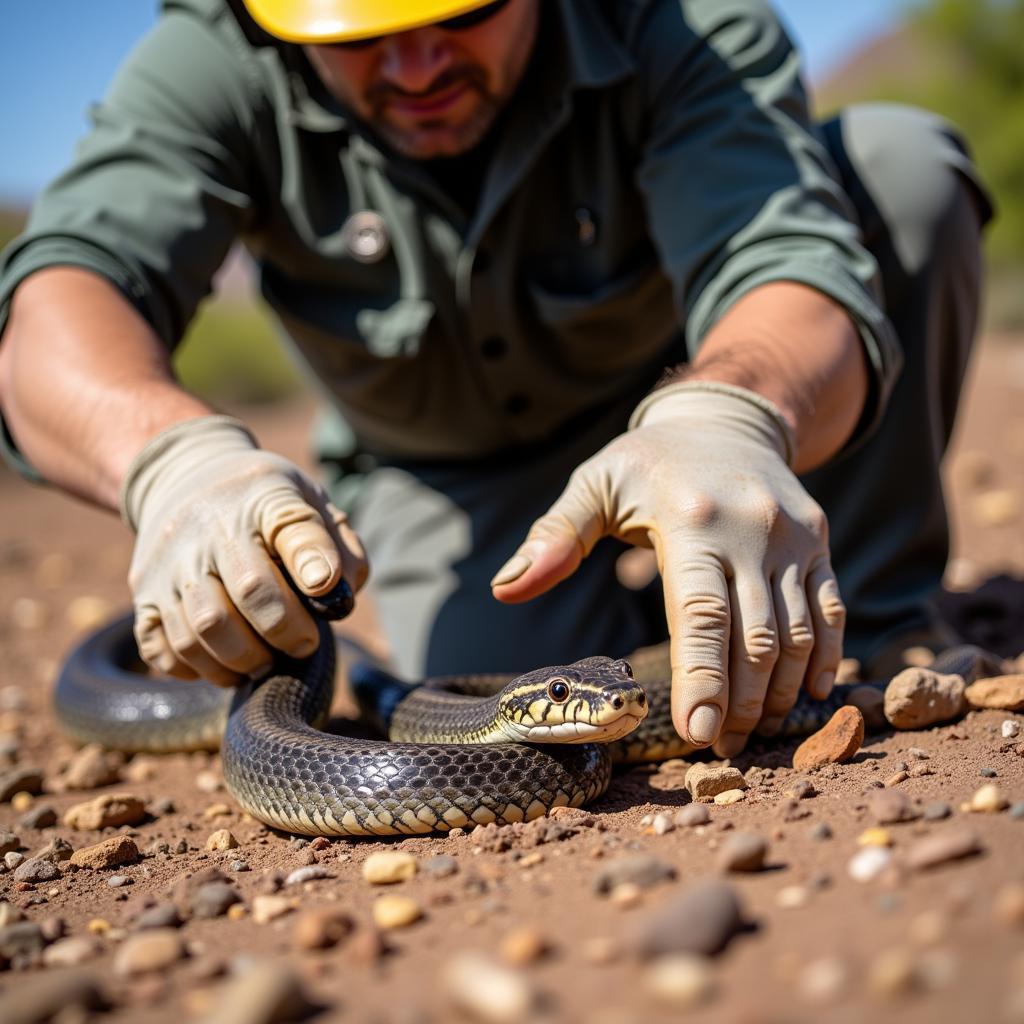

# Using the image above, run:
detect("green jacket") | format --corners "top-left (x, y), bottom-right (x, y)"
top-left (0, 0), bottom-right (900, 478)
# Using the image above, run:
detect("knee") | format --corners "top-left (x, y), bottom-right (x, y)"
top-left (839, 103), bottom-right (990, 271)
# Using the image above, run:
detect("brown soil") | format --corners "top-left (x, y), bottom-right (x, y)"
top-left (2, 334), bottom-right (1024, 1024)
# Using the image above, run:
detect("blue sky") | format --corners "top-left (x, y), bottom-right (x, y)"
top-left (0, 1), bottom-right (902, 203)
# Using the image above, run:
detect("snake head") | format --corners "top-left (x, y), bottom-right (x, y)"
top-left (496, 656), bottom-right (648, 744)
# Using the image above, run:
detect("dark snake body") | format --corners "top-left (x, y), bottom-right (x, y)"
top-left (55, 615), bottom-right (881, 836)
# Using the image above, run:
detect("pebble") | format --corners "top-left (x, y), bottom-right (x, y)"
top-left (230, 860), bottom-right (250, 873)
top-left (858, 828), bottom-right (894, 847)
top-left (867, 947), bottom-right (920, 999)
top-left (965, 783), bottom-right (1009, 813)
top-left (113, 928), bottom-right (186, 975)
top-left (594, 855), bottom-right (676, 895)
top-left (799, 957), bottom-right (848, 1004)
top-left (422, 854), bottom-right (459, 878)
top-left (205, 829), bottom-right (239, 852)
top-left (0, 830), bottom-right (18, 855)
top-left (650, 812), bottom-right (675, 834)
top-left (108, 874), bottom-right (133, 888)
top-left (869, 789), bottom-right (920, 824)
top-left (348, 926), bottom-right (388, 966)
top-left (123, 756), bottom-right (159, 783)
top-left (792, 706), bottom-right (865, 770)
top-left (848, 846), bottom-right (893, 882)
top-left (252, 895), bottom-right (296, 925)
top-left (632, 881), bottom-right (746, 958)
top-left (0, 968), bottom-right (106, 1022)
top-left (909, 909), bottom-right (950, 946)
top-left (713, 789), bottom-right (746, 805)
top-left (643, 954), bottom-right (715, 1008)
top-left (11, 791), bottom-right (34, 812)
top-left (908, 764), bottom-right (935, 778)
top-left (35, 836), bottom-right (74, 863)
top-left (191, 882), bottom-right (241, 919)
top-left (923, 800), bottom-right (953, 821)
top-left (200, 961), bottom-right (316, 1024)
top-left (61, 743), bottom-right (123, 790)
top-left (362, 851), bottom-right (418, 884)
top-left (0, 902), bottom-right (22, 927)
top-left (884, 668), bottom-right (967, 729)
top-left (1011, 803), bottom-right (1024, 821)
top-left (964, 675), bottom-right (1024, 711)
top-left (718, 833), bottom-right (768, 873)
top-left (994, 883), bottom-right (1024, 928)
top-left (135, 903), bottom-right (182, 930)
top-left (195, 770), bottom-right (222, 793)
top-left (0, 767), bottom-right (43, 802)
top-left (13, 856), bottom-right (61, 883)
top-left (66, 595), bottom-right (113, 633)
top-left (980, 767), bottom-right (998, 778)
top-left (293, 907), bottom-right (353, 950)
top-left (0, 920), bottom-right (46, 960)
top-left (373, 894), bottom-right (423, 930)
top-left (63, 792), bottom-right (146, 830)
top-left (19, 805), bottom-right (57, 830)
top-left (42, 935), bottom-right (102, 967)
top-left (809, 821), bottom-right (833, 841)
top-left (610, 883), bottom-right (643, 909)
top-left (884, 770), bottom-right (909, 787)
top-left (5, 850), bottom-right (25, 870)
top-left (776, 885), bottom-right (810, 909)
top-left (203, 803), bottom-right (233, 819)
top-left (498, 926), bottom-right (549, 966)
top-left (684, 765), bottom-right (747, 800)
top-left (784, 778), bottom-right (817, 800)
top-left (673, 805), bottom-right (710, 827)
top-left (443, 952), bottom-right (536, 1024)
top-left (284, 865), bottom-right (331, 886)
top-left (906, 830), bottom-right (983, 870)
top-left (69, 834), bottom-right (140, 870)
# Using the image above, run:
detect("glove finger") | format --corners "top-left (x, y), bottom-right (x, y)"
top-left (179, 574), bottom-right (274, 678)
top-left (804, 558), bottom-right (846, 699)
top-left (325, 502), bottom-right (370, 593)
top-left (713, 573), bottom-right (777, 757)
top-left (133, 605), bottom-right (198, 680)
top-left (663, 554), bottom-right (731, 748)
top-left (158, 596), bottom-right (246, 688)
top-left (758, 564), bottom-right (815, 735)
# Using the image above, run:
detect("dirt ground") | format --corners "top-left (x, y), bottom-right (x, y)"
top-left (2, 333), bottom-right (1024, 1024)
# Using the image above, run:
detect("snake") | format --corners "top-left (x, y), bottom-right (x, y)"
top-left (54, 584), bottom-right (886, 837)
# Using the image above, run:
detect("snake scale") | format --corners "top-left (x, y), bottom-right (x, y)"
top-left (55, 585), bottom-right (884, 837)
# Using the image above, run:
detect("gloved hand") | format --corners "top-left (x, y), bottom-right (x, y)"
top-left (491, 381), bottom-right (845, 756)
top-left (121, 415), bottom-right (368, 686)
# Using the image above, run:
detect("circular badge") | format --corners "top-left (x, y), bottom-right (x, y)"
top-left (341, 210), bottom-right (391, 264)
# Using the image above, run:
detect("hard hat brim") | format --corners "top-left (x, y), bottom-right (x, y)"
top-left (242, 0), bottom-right (499, 44)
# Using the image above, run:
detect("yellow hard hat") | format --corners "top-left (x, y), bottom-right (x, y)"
top-left (242, 0), bottom-right (500, 44)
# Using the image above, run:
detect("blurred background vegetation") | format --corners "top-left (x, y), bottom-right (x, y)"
top-left (0, 0), bottom-right (1020, 405)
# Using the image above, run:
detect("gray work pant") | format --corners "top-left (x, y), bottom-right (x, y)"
top-left (345, 104), bottom-right (994, 680)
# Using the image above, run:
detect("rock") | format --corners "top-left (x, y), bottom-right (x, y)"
top-left (42, 935), bottom-right (102, 967)
top-left (809, 822), bottom-right (833, 841)
top-left (13, 857), bottom-right (61, 884)
top-left (714, 789), bottom-right (746, 805)
top-left (0, 902), bottom-right (23, 927)
top-left (113, 929), bottom-right (185, 975)
top-left (422, 854), bottom-right (459, 878)
top-left (965, 783), bottom-right (1009, 813)
top-left (610, 882), bottom-right (643, 909)
top-left (373, 894), bottom-right (423, 930)
top-left (0, 830), bottom-right (19, 855)
top-left (869, 789), bottom-right (920, 825)
top-left (191, 882), bottom-right (241, 919)
top-left (776, 885), bottom-right (810, 909)
top-left (867, 948), bottom-right (920, 999)
top-left (994, 883), bottom-right (1024, 928)
top-left (107, 874), bottom-right (132, 888)
top-left (203, 803), bottom-right (233, 819)
top-left (1011, 802), bottom-right (1024, 820)
top-left (858, 828), bottom-right (894, 847)
top-left (844, 686), bottom-right (888, 731)
top-left (908, 909), bottom-right (950, 946)
top-left (195, 770), bottom-right (222, 793)
top-left (67, 595), bottom-right (113, 633)
top-left (230, 859), bottom-right (250, 873)
top-left (293, 907), bottom-right (353, 950)
top-left (499, 927), bottom-right (549, 966)
top-left (594, 855), bottom-right (676, 895)
top-left (69, 834), bottom-right (139, 870)
top-left (33, 836), bottom-right (74, 863)
top-left (884, 770), bottom-right (909, 787)
top-left (348, 927), bottom-right (388, 966)
top-left (0, 921), bottom-right (46, 961)
top-left (63, 792), bottom-right (145, 830)
top-left (205, 829), bottom-right (238, 852)
top-left (884, 668), bottom-right (967, 729)
top-left (633, 881), bottom-right (746, 959)
top-left (906, 830), bottom-right (983, 870)
top-left (923, 801), bottom-right (952, 821)
top-left (444, 952), bottom-right (536, 1024)
top-left (1003, 720), bottom-right (1022, 739)
top-left (134, 903), bottom-right (182, 930)
top-left (199, 961), bottom-right (317, 1024)
top-left (848, 846), bottom-right (893, 883)
top-left (252, 895), bottom-right (296, 925)
top-left (685, 765), bottom-right (747, 800)
top-left (718, 833), bottom-right (768, 873)
top-left (650, 812), bottom-right (675, 834)
top-left (0, 968), bottom-right (107, 1023)
top-left (792, 706), bottom-right (865, 770)
top-left (799, 957), bottom-right (848, 1004)
top-left (61, 744), bottom-right (123, 790)
top-left (784, 778), bottom-right (817, 800)
top-left (362, 851), bottom-right (418, 884)
top-left (123, 756), bottom-right (159, 783)
top-left (11, 791), bottom-right (34, 812)
top-left (980, 766), bottom-right (998, 778)
top-left (19, 806), bottom-right (57, 830)
top-left (284, 865), bottom-right (331, 886)
top-left (674, 804), bottom-right (710, 827)
top-left (0, 767), bottom-right (43, 802)
top-left (965, 675), bottom-right (1024, 711)
top-left (643, 954), bottom-right (715, 1008)
top-left (5, 851), bottom-right (24, 870)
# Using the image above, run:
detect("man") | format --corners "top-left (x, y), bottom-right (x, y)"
top-left (0, 0), bottom-right (992, 757)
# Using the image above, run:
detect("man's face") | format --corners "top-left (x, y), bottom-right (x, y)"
top-left (304, 0), bottom-right (539, 160)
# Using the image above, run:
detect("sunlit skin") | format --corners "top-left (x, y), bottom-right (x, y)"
top-left (304, 0), bottom-right (540, 159)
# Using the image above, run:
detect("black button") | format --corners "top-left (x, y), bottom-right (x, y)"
top-left (505, 394), bottom-right (530, 416)
top-left (480, 335), bottom-right (507, 360)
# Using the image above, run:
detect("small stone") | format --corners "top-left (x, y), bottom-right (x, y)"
top-left (869, 789), bottom-right (920, 824)
top-left (1003, 720), bottom-right (1022, 739)
top-left (252, 894), bottom-right (296, 924)
top-left (848, 846), bottom-right (893, 882)
top-left (908, 764), bottom-right (935, 778)
top-left (582, 936), bottom-right (618, 965)
top-left (123, 756), bottom-right (159, 783)
top-left (69, 834), bottom-right (139, 870)
top-left (809, 821), bottom-right (833, 841)
top-left (906, 830), bottom-right (983, 870)
top-left (11, 791), bottom-right (34, 812)
top-left (0, 767), bottom-right (43, 802)
top-left (718, 833), bottom-right (768, 873)
top-left (108, 874), bottom-right (133, 887)
top-left (4, 850), bottom-right (24, 870)
top-left (0, 968), bottom-right (106, 1021)
top-left (134, 903), bottom-right (182, 930)
top-left (499, 926), bottom-right (549, 966)
top-left (34, 836), bottom-right (74, 863)
top-left (373, 894), bottom-right (423, 930)
top-left (684, 765), bottom-right (747, 800)
top-left (229, 859), bottom-right (249, 873)
top-left (284, 864), bottom-right (331, 886)
top-left (63, 792), bottom-right (146, 830)
top-left (885, 668), bottom-right (967, 729)
top-left (713, 789), bottom-right (746, 805)
top-left (13, 856), bottom-right (61, 883)
top-left (195, 770), bottom-right (222, 793)
top-left (776, 885), bottom-right (810, 909)
top-left (650, 812), bottom-right (675, 835)
top-left (965, 675), bottom-right (1024, 711)
top-left (19, 805), bottom-right (58, 830)
top-left (67, 595), bottom-right (113, 633)
top-left (0, 902), bottom-right (23, 927)
top-left (784, 778), bottom-right (817, 800)
top-left (858, 828), bottom-right (894, 847)
top-left (966, 783), bottom-right (1009, 813)
top-left (113, 928), bottom-right (186, 975)
top-left (994, 883), bottom-right (1024, 927)
top-left (980, 767), bottom-right (998, 778)
top-left (349, 926), bottom-right (388, 966)
top-left (884, 770), bottom-right (909, 787)
top-left (205, 829), bottom-right (238, 852)
top-left (422, 854), bottom-right (459, 878)
top-left (923, 801), bottom-right (952, 821)
top-left (792, 706), bottom-right (865, 770)
top-left (594, 855), bottom-right (676, 895)
top-left (202, 802), bottom-right (233, 819)
top-left (62, 743), bottom-right (123, 790)
top-left (87, 918), bottom-right (111, 935)
top-left (293, 907), bottom-right (353, 950)
top-left (191, 881), bottom-right (241, 919)
top-left (1011, 802), bottom-right (1024, 820)
top-left (42, 934), bottom-right (102, 967)
top-left (0, 830), bottom-right (19, 855)
top-left (610, 882), bottom-right (643, 909)
top-left (799, 957), bottom-right (848, 1004)
top-left (633, 881), bottom-right (746, 959)
top-left (203, 962), bottom-right (317, 1024)
top-left (444, 951), bottom-right (536, 1024)
top-left (0, 920), bottom-right (46, 960)
top-left (643, 953), bottom-right (715, 1008)
top-left (673, 805), bottom-right (710, 827)
top-left (362, 851), bottom-right (418, 884)
top-left (909, 909), bottom-right (950, 946)
top-left (867, 947), bottom-right (920, 999)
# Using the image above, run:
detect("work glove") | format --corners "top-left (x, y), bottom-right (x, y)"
top-left (491, 382), bottom-right (845, 756)
top-left (121, 415), bottom-right (368, 686)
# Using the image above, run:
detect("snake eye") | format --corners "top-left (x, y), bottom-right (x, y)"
top-left (547, 678), bottom-right (570, 703)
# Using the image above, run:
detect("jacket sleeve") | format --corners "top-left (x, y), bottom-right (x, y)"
top-left (632, 0), bottom-right (903, 441)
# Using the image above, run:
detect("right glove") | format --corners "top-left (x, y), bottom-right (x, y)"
top-left (121, 415), bottom-right (368, 686)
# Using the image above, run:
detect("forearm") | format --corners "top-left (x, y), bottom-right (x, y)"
top-left (0, 267), bottom-right (212, 509)
top-left (672, 282), bottom-right (869, 474)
